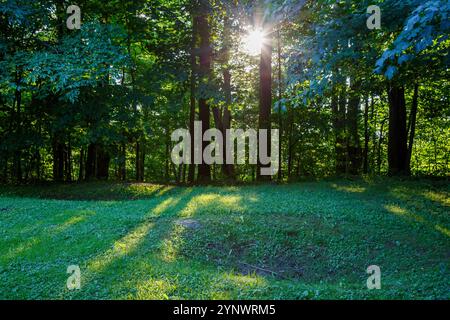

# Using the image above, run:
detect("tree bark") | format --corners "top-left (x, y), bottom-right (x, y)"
top-left (387, 84), bottom-right (408, 175)
top-left (377, 118), bottom-right (387, 174)
top-left (277, 29), bottom-right (283, 181)
top-left (96, 146), bottom-right (110, 180)
top-left (363, 97), bottom-right (370, 174)
top-left (135, 140), bottom-right (144, 182)
top-left (196, 6), bottom-right (211, 183)
top-left (407, 84), bottom-right (419, 174)
top-left (333, 88), bottom-right (347, 174)
top-left (79, 147), bottom-right (85, 181)
top-left (188, 14), bottom-right (198, 183)
top-left (347, 82), bottom-right (361, 175)
top-left (13, 72), bottom-right (22, 182)
top-left (257, 27), bottom-right (273, 181)
top-left (85, 143), bottom-right (97, 180)
top-left (120, 142), bottom-right (126, 181)
top-left (52, 138), bottom-right (65, 182)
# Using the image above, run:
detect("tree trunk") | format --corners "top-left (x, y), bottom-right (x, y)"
top-left (79, 147), bottom-right (85, 181)
top-left (66, 139), bottom-right (72, 182)
top-left (135, 141), bottom-right (144, 182)
top-left (13, 69), bottom-right (22, 182)
top-left (277, 29), bottom-right (283, 181)
top-left (377, 118), bottom-right (387, 174)
top-left (287, 102), bottom-right (294, 179)
top-left (387, 84), bottom-right (408, 175)
top-left (363, 97), bottom-right (370, 174)
top-left (96, 146), bottom-right (110, 180)
top-left (85, 143), bottom-right (97, 180)
top-left (52, 138), bottom-right (65, 182)
top-left (140, 142), bottom-right (145, 181)
top-left (407, 84), bottom-right (419, 174)
top-left (196, 6), bottom-right (211, 183)
top-left (211, 16), bottom-right (234, 180)
top-left (188, 14), bottom-right (198, 183)
top-left (119, 142), bottom-right (126, 181)
top-left (333, 88), bottom-right (347, 174)
top-left (347, 82), bottom-right (361, 175)
top-left (257, 26), bottom-right (273, 180)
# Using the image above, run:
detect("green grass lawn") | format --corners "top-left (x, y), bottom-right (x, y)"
top-left (0, 179), bottom-right (449, 300)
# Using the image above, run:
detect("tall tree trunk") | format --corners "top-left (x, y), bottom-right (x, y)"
top-left (363, 97), bottom-right (370, 174)
top-left (52, 138), bottom-right (65, 182)
top-left (119, 142), bottom-right (126, 181)
top-left (347, 81), bottom-right (361, 175)
top-left (212, 16), bottom-right (234, 179)
top-left (165, 125), bottom-right (170, 181)
top-left (135, 141), bottom-right (142, 182)
top-left (85, 143), bottom-right (97, 180)
top-left (407, 84), bottom-right (419, 174)
top-left (96, 146), bottom-right (110, 180)
top-left (188, 14), bottom-right (198, 183)
top-left (196, 5), bottom-right (211, 183)
top-left (287, 102), bottom-right (294, 179)
top-left (377, 118), bottom-right (387, 174)
top-left (13, 72), bottom-right (22, 182)
top-left (79, 147), bottom-right (85, 181)
top-left (276, 29), bottom-right (283, 181)
top-left (140, 142), bottom-right (145, 181)
top-left (66, 139), bottom-right (72, 182)
top-left (257, 26), bottom-right (273, 180)
top-left (370, 96), bottom-right (376, 172)
top-left (333, 87), bottom-right (347, 174)
top-left (387, 84), bottom-right (408, 175)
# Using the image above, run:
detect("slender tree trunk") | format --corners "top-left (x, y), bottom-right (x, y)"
top-left (334, 88), bottom-right (347, 174)
top-left (140, 142), bottom-right (145, 181)
top-left (287, 102), bottom-right (294, 179)
top-left (196, 6), bottom-right (211, 183)
top-left (363, 97), bottom-right (370, 174)
top-left (66, 139), bottom-right (72, 182)
top-left (165, 129), bottom-right (170, 181)
top-left (120, 142), bottom-right (126, 181)
top-left (387, 84), bottom-right (408, 175)
top-left (347, 81), bottom-right (361, 175)
top-left (52, 138), bottom-right (65, 182)
top-left (277, 29), bottom-right (283, 181)
top-left (136, 141), bottom-right (143, 182)
top-left (257, 26), bottom-right (273, 180)
top-left (79, 147), bottom-right (85, 181)
top-left (407, 84), bottom-right (419, 174)
top-left (370, 96), bottom-right (376, 172)
top-left (211, 16), bottom-right (234, 179)
top-left (188, 14), bottom-right (198, 183)
top-left (13, 74), bottom-right (22, 182)
top-left (377, 118), bottom-right (387, 174)
top-left (85, 143), bottom-right (97, 180)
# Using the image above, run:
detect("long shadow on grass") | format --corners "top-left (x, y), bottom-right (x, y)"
top-left (0, 188), bottom-right (197, 299)
top-left (60, 188), bottom-right (276, 299)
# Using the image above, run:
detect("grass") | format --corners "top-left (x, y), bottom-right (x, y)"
top-left (0, 178), bottom-right (448, 300)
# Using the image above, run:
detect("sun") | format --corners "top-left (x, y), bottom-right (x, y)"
top-left (242, 29), bottom-right (266, 56)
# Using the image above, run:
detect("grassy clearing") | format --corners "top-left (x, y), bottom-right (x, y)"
top-left (0, 179), bottom-right (449, 300)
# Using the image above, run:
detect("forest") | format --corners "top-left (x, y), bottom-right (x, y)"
top-left (0, 0), bottom-right (449, 301)
top-left (0, 0), bottom-right (448, 184)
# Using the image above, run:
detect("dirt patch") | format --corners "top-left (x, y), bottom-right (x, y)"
top-left (175, 218), bottom-right (202, 230)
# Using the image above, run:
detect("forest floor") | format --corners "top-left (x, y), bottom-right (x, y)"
top-left (0, 178), bottom-right (449, 300)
